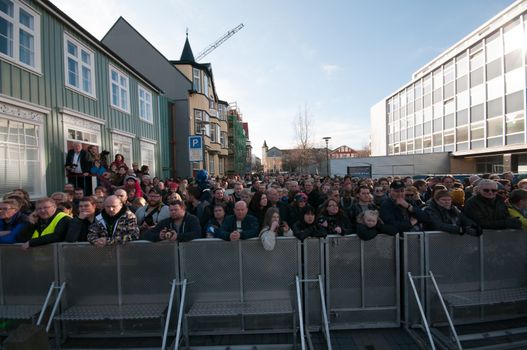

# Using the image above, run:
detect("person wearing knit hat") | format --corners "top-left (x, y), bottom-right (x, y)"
top-left (424, 189), bottom-right (481, 236)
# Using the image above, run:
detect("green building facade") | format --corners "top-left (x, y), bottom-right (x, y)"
top-left (0, 0), bottom-right (170, 198)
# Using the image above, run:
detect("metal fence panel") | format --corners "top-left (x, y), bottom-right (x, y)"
top-left (242, 237), bottom-right (298, 301)
top-left (403, 232), bottom-right (425, 327)
top-left (119, 242), bottom-right (178, 304)
top-left (304, 237), bottom-right (323, 330)
top-left (326, 234), bottom-right (399, 328)
top-left (180, 239), bottom-right (240, 304)
top-left (425, 232), bottom-right (481, 324)
top-left (0, 244), bottom-right (56, 321)
top-left (482, 229), bottom-right (527, 290)
top-left (56, 242), bottom-right (177, 337)
top-left (58, 243), bottom-right (119, 306)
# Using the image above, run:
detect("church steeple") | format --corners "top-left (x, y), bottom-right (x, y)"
top-left (180, 32), bottom-right (195, 62)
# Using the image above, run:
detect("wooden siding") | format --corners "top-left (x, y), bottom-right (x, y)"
top-left (0, 0), bottom-right (167, 194)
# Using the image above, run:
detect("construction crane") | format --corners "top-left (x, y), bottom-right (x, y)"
top-left (195, 23), bottom-right (244, 61)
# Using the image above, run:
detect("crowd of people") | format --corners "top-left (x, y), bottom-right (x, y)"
top-left (1, 151), bottom-right (527, 252)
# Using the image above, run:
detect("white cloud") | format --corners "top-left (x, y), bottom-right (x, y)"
top-left (321, 64), bottom-right (341, 77)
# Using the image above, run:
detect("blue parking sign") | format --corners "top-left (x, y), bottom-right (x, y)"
top-left (189, 136), bottom-right (203, 162)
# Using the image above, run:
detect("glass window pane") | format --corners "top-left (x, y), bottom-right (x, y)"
top-left (470, 67), bottom-right (484, 87)
top-left (486, 58), bottom-right (502, 80)
top-left (506, 112), bottom-right (525, 134)
top-left (457, 90), bottom-right (469, 110)
top-left (19, 29), bottom-right (34, 66)
top-left (457, 109), bottom-right (468, 126)
top-left (444, 114), bottom-right (455, 129)
top-left (19, 8), bottom-right (33, 29)
top-left (470, 84), bottom-right (485, 106)
top-left (487, 97), bottom-right (503, 119)
top-left (0, 17), bottom-right (13, 57)
top-left (471, 103), bottom-right (484, 122)
top-left (487, 117), bottom-right (503, 137)
top-left (486, 77), bottom-right (503, 101)
top-left (457, 126), bottom-right (468, 142)
top-left (471, 123), bottom-right (484, 139)
top-left (505, 49), bottom-right (522, 72)
top-left (456, 53), bottom-right (468, 77)
top-left (505, 71), bottom-right (524, 94)
top-left (444, 132), bottom-right (454, 145)
top-left (433, 118), bottom-right (442, 132)
top-left (67, 41), bottom-right (76, 56)
top-left (0, 0), bottom-right (14, 17)
top-left (506, 91), bottom-right (524, 113)
top-left (486, 32), bottom-right (502, 62)
top-left (470, 51), bottom-right (484, 70)
top-left (456, 75), bottom-right (468, 92)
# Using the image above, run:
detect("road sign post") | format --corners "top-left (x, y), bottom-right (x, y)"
top-left (188, 136), bottom-right (203, 162)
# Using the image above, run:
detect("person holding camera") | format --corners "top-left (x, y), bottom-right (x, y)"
top-left (135, 188), bottom-right (169, 234)
top-left (259, 207), bottom-right (293, 251)
top-left (143, 200), bottom-right (201, 242)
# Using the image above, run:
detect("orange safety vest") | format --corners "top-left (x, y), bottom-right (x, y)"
top-left (32, 212), bottom-right (68, 239)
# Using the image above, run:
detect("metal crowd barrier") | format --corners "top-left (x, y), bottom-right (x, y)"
top-left (404, 230), bottom-right (527, 349)
top-left (0, 244), bottom-right (58, 334)
top-left (324, 234), bottom-right (400, 329)
top-left (52, 241), bottom-right (179, 346)
top-left (4, 231), bottom-right (526, 348)
top-left (179, 237), bottom-right (299, 343)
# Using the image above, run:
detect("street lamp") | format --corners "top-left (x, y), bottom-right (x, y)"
top-left (323, 136), bottom-right (331, 177)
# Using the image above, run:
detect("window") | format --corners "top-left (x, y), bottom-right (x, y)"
top-left (486, 31), bottom-right (502, 62)
top-left (444, 61), bottom-right (454, 84)
top-left (194, 110), bottom-right (210, 136)
top-left (471, 122), bottom-right (484, 140)
top-left (210, 123), bottom-right (217, 143)
top-left (457, 126), bottom-right (468, 142)
top-left (487, 117), bottom-right (503, 138)
top-left (506, 112), bottom-right (524, 134)
top-left (109, 65), bottom-right (130, 112)
top-left (220, 131), bottom-right (227, 148)
top-left (66, 127), bottom-right (98, 145)
top-left (138, 85), bottom-right (153, 123)
top-left (487, 97), bottom-right (503, 119)
top-left (505, 71), bottom-right (524, 94)
top-left (0, 0), bottom-right (40, 71)
top-left (219, 158), bottom-right (224, 175)
top-left (0, 117), bottom-right (43, 196)
top-left (64, 33), bottom-right (95, 97)
top-left (215, 124), bottom-right (221, 143)
top-left (112, 134), bottom-right (133, 166)
top-left (486, 77), bottom-right (503, 101)
top-left (192, 68), bottom-right (201, 92)
top-left (503, 19), bottom-right (522, 53)
top-left (486, 59), bottom-right (502, 81)
top-left (140, 141), bottom-right (155, 177)
top-left (456, 52), bottom-right (468, 77)
top-left (209, 157), bottom-right (214, 175)
top-left (203, 74), bottom-right (209, 97)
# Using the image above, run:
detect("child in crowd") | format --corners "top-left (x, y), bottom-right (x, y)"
top-left (356, 210), bottom-right (398, 241)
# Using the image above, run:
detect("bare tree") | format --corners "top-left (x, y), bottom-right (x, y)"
top-left (291, 104), bottom-right (315, 172)
top-left (294, 104), bottom-right (314, 150)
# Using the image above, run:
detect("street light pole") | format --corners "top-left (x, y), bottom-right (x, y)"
top-left (323, 136), bottom-right (331, 177)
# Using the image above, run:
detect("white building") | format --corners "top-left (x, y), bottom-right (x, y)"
top-left (371, 0), bottom-right (527, 174)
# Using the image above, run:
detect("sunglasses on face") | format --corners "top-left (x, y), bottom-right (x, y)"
top-left (481, 188), bottom-right (498, 193)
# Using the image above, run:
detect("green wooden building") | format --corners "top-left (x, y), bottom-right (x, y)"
top-left (0, 0), bottom-right (170, 198)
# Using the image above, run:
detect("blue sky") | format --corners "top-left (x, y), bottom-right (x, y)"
top-left (50, 0), bottom-right (515, 159)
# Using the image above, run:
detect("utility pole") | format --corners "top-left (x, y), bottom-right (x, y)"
top-left (323, 136), bottom-right (331, 177)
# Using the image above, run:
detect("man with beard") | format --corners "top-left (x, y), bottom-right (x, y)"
top-left (135, 188), bottom-right (169, 234)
